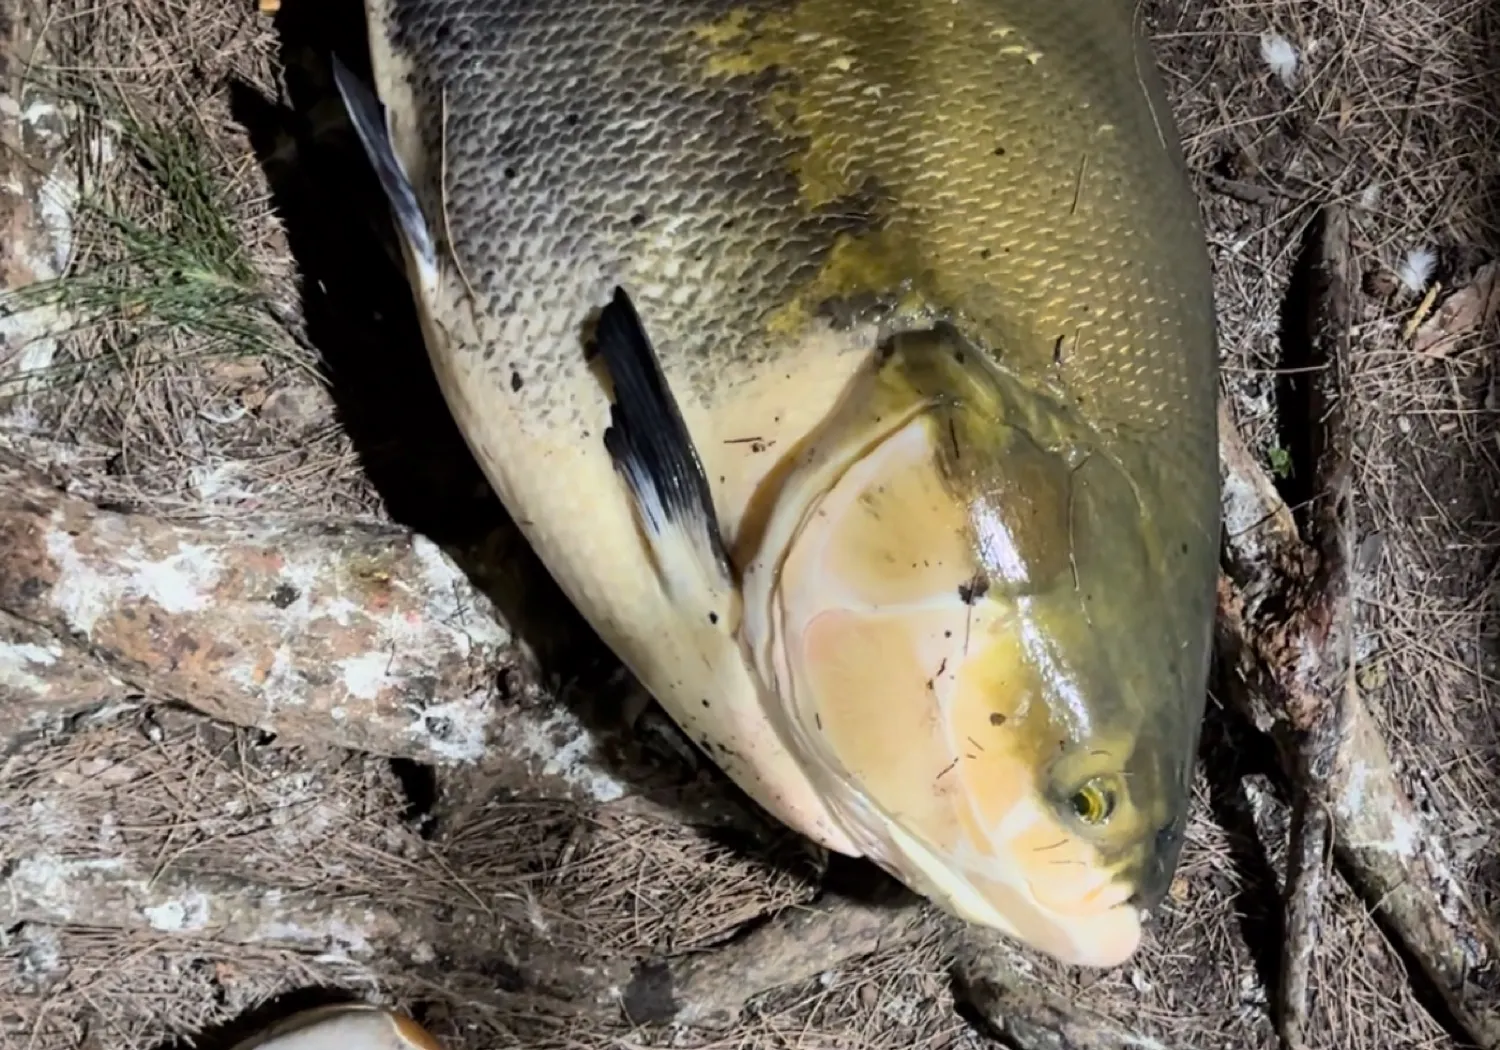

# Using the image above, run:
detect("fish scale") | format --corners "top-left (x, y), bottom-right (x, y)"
top-left (349, 0), bottom-right (1220, 968)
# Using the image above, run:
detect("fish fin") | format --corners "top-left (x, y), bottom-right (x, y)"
top-left (329, 54), bottom-right (439, 289)
top-left (596, 286), bottom-right (738, 629)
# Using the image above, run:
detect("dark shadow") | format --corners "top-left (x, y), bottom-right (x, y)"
top-left (221, 0), bottom-right (800, 873)
top-left (226, 40), bottom-right (496, 549)
top-left (1196, 685), bottom-right (1287, 1006)
top-left (1272, 212), bottom-right (1325, 537)
top-left (389, 756), bottom-right (438, 836)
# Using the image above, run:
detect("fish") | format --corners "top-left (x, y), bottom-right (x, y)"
top-left (227, 1004), bottom-right (444, 1050)
top-left (335, 0), bottom-right (1220, 968)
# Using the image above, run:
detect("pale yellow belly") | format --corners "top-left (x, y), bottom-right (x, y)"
top-left (418, 303), bottom-right (872, 856)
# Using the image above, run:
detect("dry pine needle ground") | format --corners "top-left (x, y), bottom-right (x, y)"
top-left (1, 0), bottom-right (1499, 1048)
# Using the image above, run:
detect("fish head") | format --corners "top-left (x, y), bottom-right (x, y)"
top-left (740, 327), bottom-right (1211, 968)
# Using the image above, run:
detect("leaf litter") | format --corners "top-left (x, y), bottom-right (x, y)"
top-left (2, 0), bottom-right (1500, 1048)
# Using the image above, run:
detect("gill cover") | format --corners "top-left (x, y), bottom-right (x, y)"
top-left (740, 328), bottom-right (1208, 966)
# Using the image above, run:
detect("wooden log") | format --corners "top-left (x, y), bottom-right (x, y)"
top-left (0, 856), bottom-right (434, 963)
top-left (0, 450), bottom-right (525, 762)
top-left (0, 451), bottom-right (725, 825)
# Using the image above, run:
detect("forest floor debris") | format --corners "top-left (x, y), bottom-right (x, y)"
top-left (3, 0), bottom-right (1500, 1048)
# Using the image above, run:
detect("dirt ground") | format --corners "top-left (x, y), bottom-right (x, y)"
top-left (1, 0), bottom-right (1498, 1048)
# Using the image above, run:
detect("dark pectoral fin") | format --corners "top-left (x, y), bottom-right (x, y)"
top-left (595, 286), bottom-right (738, 627)
top-left (330, 53), bottom-right (438, 286)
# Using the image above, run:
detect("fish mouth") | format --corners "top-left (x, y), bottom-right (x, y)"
top-left (869, 802), bottom-right (1146, 968)
top-left (1118, 817), bottom-right (1188, 916)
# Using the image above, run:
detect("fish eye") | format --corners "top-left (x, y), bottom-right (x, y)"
top-left (1069, 777), bottom-right (1117, 826)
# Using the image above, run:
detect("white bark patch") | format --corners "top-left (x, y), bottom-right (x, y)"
top-left (0, 298), bottom-right (69, 395)
top-left (230, 644), bottom-right (302, 714)
top-left (239, 535), bottom-right (513, 733)
top-left (252, 893), bottom-right (372, 957)
top-left (142, 891), bottom-right (212, 932)
top-left (405, 692), bottom-right (495, 763)
top-left (5, 855), bottom-right (127, 919)
top-left (1220, 465), bottom-right (1274, 567)
top-left (0, 640), bottom-right (61, 695)
top-left (513, 707), bottom-right (627, 802)
top-left (35, 166), bottom-right (78, 275)
top-left (44, 525), bottom-right (112, 636)
top-left (337, 651), bottom-right (393, 701)
top-left (121, 543), bottom-right (223, 614)
top-left (1338, 757), bottom-right (1419, 857)
top-left (407, 534), bottom-right (511, 652)
top-left (45, 516), bottom-right (224, 634)
top-left (0, 94), bottom-right (94, 403)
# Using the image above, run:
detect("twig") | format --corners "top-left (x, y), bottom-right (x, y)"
top-left (618, 890), bottom-right (927, 1028)
top-left (953, 930), bottom-right (1180, 1050)
top-left (0, 859), bottom-right (431, 961)
top-left (1279, 797), bottom-right (1330, 1050)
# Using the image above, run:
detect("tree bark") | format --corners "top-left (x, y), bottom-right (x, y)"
top-left (0, 451), bottom-right (526, 761)
top-left (0, 450), bottom-right (735, 826)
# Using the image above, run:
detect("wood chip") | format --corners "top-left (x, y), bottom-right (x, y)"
top-left (1413, 261), bottom-right (1500, 356)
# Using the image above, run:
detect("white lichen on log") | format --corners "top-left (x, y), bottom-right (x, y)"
top-left (0, 453), bottom-right (510, 763)
top-left (1, 855), bottom-right (435, 963)
top-left (0, 453), bottom-right (645, 813)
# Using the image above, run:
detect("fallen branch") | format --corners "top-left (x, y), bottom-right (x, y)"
top-left (0, 856), bottom-right (432, 962)
top-left (1215, 206), bottom-right (1500, 1048)
top-left (618, 889), bottom-right (927, 1028)
top-left (1217, 563), bottom-right (1500, 1045)
top-left (0, 452), bottom-right (753, 824)
top-left (0, 607), bottom-right (127, 746)
top-left (1278, 795), bottom-right (1331, 1050)
top-left (612, 885), bottom-right (1175, 1046)
top-left (954, 931), bottom-right (1179, 1050)
top-left (0, 450), bottom-right (527, 764)
top-left (1277, 202), bottom-right (1357, 1050)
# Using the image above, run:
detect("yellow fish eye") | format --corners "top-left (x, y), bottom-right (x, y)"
top-left (1069, 777), bottom-right (1117, 826)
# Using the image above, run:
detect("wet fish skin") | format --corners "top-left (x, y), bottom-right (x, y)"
top-left (345, 0), bottom-right (1220, 965)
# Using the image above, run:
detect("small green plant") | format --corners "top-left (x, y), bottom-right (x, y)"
top-left (1, 92), bottom-right (283, 390)
top-left (1267, 444), bottom-right (1293, 479)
